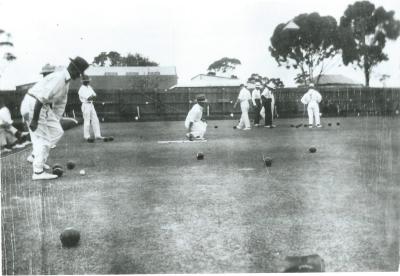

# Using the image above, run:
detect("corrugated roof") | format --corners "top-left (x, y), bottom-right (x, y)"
top-left (314, 74), bottom-right (362, 86)
top-left (85, 66), bottom-right (177, 76)
top-left (173, 74), bottom-right (242, 88)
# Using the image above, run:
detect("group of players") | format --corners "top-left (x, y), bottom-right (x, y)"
top-left (184, 80), bottom-right (323, 140)
top-left (1, 56), bottom-right (323, 180)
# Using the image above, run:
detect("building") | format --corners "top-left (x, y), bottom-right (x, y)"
top-left (171, 74), bottom-right (242, 88)
top-left (16, 66), bottom-right (178, 92)
top-left (313, 74), bottom-right (363, 87)
top-left (70, 66), bottom-right (177, 91)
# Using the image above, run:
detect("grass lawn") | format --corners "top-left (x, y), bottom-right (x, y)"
top-left (1, 116), bottom-right (399, 274)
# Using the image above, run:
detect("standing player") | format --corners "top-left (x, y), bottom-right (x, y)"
top-left (20, 57), bottom-right (89, 180)
top-left (261, 83), bottom-right (276, 128)
top-left (185, 94), bottom-right (207, 140)
top-left (78, 75), bottom-right (104, 142)
top-left (301, 83), bottom-right (322, 128)
top-left (252, 83), bottom-right (262, 127)
top-left (233, 84), bottom-right (252, 130)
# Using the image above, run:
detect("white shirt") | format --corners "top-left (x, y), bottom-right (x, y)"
top-left (252, 88), bottom-right (261, 105)
top-left (238, 87), bottom-right (251, 102)
top-left (301, 88), bottom-right (322, 105)
top-left (0, 106), bottom-right (12, 126)
top-left (78, 85), bottom-right (97, 103)
top-left (261, 87), bottom-right (273, 99)
top-left (185, 103), bottom-right (203, 127)
top-left (28, 68), bottom-right (71, 118)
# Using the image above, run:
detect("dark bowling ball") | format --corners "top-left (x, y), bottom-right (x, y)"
top-left (60, 227), bottom-right (80, 247)
top-left (196, 152), bottom-right (204, 160)
top-left (66, 161), bottom-right (75, 170)
top-left (264, 157), bottom-right (272, 167)
top-left (309, 147), bottom-right (317, 153)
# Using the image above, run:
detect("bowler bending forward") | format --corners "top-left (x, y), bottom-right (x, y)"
top-left (20, 57), bottom-right (89, 180)
top-left (185, 95), bottom-right (207, 140)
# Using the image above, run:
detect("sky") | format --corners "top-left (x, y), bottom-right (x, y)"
top-left (0, 0), bottom-right (399, 89)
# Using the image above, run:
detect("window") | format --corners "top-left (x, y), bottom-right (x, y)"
top-left (148, 71), bottom-right (160, 75)
top-left (126, 72), bottom-right (139, 76)
top-left (104, 72), bottom-right (118, 76)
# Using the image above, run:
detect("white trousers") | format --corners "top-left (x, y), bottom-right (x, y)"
top-left (21, 95), bottom-right (64, 173)
top-left (82, 103), bottom-right (101, 139)
top-left (238, 101), bottom-right (251, 129)
top-left (187, 121), bottom-right (207, 138)
top-left (307, 101), bottom-right (320, 125)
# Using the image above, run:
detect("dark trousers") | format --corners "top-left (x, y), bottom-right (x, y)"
top-left (254, 99), bottom-right (262, 124)
top-left (262, 97), bottom-right (272, 126)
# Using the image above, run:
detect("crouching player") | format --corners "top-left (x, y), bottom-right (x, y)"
top-left (185, 94), bottom-right (207, 140)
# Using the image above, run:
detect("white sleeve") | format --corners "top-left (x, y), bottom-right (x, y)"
top-left (90, 86), bottom-right (97, 97)
top-left (237, 90), bottom-right (243, 101)
top-left (300, 93), bottom-right (309, 105)
top-left (78, 86), bottom-right (85, 102)
top-left (0, 107), bottom-right (13, 124)
top-left (37, 74), bottom-right (65, 103)
top-left (52, 93), bottom-right (68, 119)
top-left (316, 91), bottom-right (322, 103)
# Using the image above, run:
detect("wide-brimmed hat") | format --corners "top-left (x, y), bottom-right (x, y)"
top-left (81, 75), bottom-right (91, 82)
top-left (196, 94), bottom-right (207, 102)
top-left (40, 64), bottom-right (56, 74)
top-left (69, 56), bottom-right (89, 75)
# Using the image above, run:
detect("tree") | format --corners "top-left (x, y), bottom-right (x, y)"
top-left (269, 78), bottom-right (285, 88)
top-left (92, 51), bottom-right (158, 66)
top-left (123, 53), bottom-right (158, 66)
top-left (107, 51), bottom-right (122, 66)
top-left (269, 13), bottom-right (340, 85)
top-left (339, 1), bottom-right (400, 86)
top-left (93, 52), bottom-right (108, 66)
top-left (207, 57), bottom-right (241, 74)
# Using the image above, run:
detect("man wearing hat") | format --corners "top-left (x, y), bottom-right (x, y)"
top-left (301, 83), bottom-right (322, 128)
top-left (78, 75), bottom-right (104, 142)
top-left (20, 56), bottom-right (89, 180)
top-left (233, 84), bottom-right (252, 130)
top-left (40, 63), bottom-right (56, 77)
top-left (252, 82), bottom-right (262, 127)
top-left (185, 94), bottom-right (207, 140)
